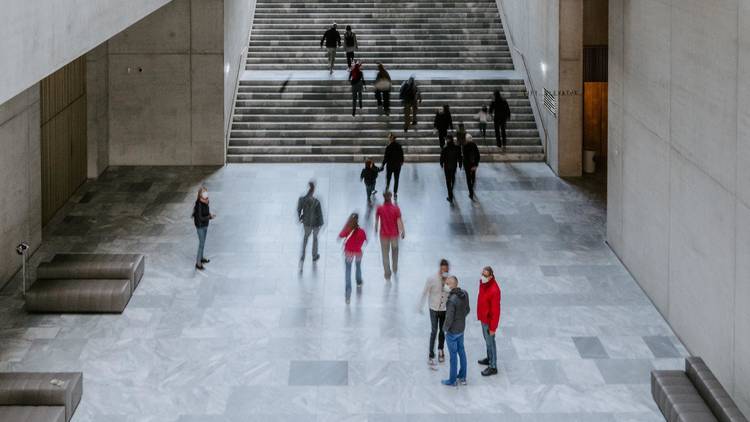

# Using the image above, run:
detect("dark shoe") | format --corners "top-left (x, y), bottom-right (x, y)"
top-left (481, 367), bottom-right (498, 377)
top-left (313, 254), bottom-right (320, 262)
top-left (201, 258), bottom-right (210, 264)
top-left (478, 358), bottom-right (489, 366)
top-left (195, 264), bottom-right (205, 270)
top-left (441, 379), bottom-right (457, 386)
top-left (438, 350), bottom-right (445, 363)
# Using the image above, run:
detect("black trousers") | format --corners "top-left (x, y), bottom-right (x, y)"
top-left (465, 167), bottom-right (476, 197)
top-left (495, 121), bottom-right (507, 148)
top-left (437, 129), bottom-right (448, 149)
top-left (444, 167), bottom-right (457, 200)
top-left (386, 166), bottom-right (401, 194)
top-left (375, 90), bottom-right (390, 114)
top-left (346, 51), bottom-right (355, 68)
top-left (429, 309), bottom-right (446, 358)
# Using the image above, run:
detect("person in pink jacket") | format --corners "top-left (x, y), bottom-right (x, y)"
top-left (339, 213), bottom-right (367, 304)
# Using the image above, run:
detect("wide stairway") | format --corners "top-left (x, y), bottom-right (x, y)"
top-left (227, 0), bottom-right (544, 163)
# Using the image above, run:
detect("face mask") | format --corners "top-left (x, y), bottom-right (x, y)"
top-left (201, 192), bottom-right (209, 200)
top-left (481, 276), bottom-right (490, 284)
top-left (443, 285), bottom-right (452, 293)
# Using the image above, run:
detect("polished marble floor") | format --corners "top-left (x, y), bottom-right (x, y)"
top-left (0, 163), bottom-right (685, 421)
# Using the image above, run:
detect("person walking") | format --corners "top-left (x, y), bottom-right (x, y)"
top-left (399, 75), bottom-right (422, 132)
top-left (338, 213), bottom-right (367, 304)
top-left (375, 191), bottom-right (404, 281)
top-left (433, 105), bottom-right (453, 149)
top-left (192, 186), bottom-right (215, 270)
top-left (381, 133), bottom-right (404, 198)
top-left (455, 122), bottom-right (467, 145)
top-left (442, 276), bottom-right (470, 386)
top-left (297, 181), bottom-right (324, 266)
top-left (420, 259), bottom-right (451, 368)
top-left (374, 63), bottom-right (392, 116)
top-left (489, 90), bottom-right (511, 149)
top-left (440, 134), bottom-right (462, 204)
top-left (462, 134), bottom-right (480, 201)
top-left (476, 266), bottom-right (501, 376)
top-left (360, 159), bottom-right (381, 203)
top-left (343, 26), bottom-right (359, 69)
top-left (320, 23), bottom-right (342, 74)
top-left (475, 106), bottom-right (489, 139)
top-left (349, 61), bottom-right (365, 117)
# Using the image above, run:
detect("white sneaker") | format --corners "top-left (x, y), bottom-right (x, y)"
top-left (428, 358), bottom-right (438, 370)
top-left (458, 378), bottom-right (467, 386)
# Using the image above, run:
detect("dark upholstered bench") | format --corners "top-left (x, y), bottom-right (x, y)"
top-left (25, 278), bottom-right (131, 313)
top-left (37, 254), bottom-right (145, 293)
top-left (0, 372), bottom-right (83, 422)
top-left (652, 357), bottom-right (748, 422)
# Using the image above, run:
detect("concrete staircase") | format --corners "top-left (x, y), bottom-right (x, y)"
top-left (247, 0), bottom-right (512, 70)
top-left (228, 0), bottom-right (544, 163)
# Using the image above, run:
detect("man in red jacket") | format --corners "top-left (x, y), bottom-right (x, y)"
top-left (476, 266), bottom-right (501, 376)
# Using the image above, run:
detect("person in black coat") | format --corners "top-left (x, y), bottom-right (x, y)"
top-left (462, 134), bottom-right (481, 200)
top-left (433, 105), bottom-right (454, 149)
top-left (381, 133), bottom-right (404, 198)
top-left (440, 134), bottom-right (462, 204)
top-left (320, 23), bottom-right (342, 74)
top-left (360, 159), bottom-right (382, 203)
top-left (489, 90), bottom-right (511, 149)
top-left (192, 186), bottom-right (215, 270)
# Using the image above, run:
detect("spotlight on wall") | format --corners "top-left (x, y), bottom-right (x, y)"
top-left (540, 62), bottom-right (548, 75)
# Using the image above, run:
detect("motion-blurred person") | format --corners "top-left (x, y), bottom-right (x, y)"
top-left (462, 134), bottom-right (480, 200)
top-left (375, 191), bottom-right (404, 281)
top-left (381, 133), bottom-right (404, 198)
top-left (433, 105), bottom-right (453, 149)
top-left (374, 63), bottom-right (392, 116)
top-left (456, 122), bottom-right (467, 145)
top-left (440, 134), bottom-right (462, 204)
top-left (297, 181), bottom-right (324, 266)
top-left (338, 213), bottom-right (367, 304)
top-left (360, 159), bottom-right (381, 203)
top-left (489, 90), bottom-right (511, 149)
top-left (344, 25), bottom-right (359, 69)
top-left (475, 105), bottom-right (489, 139)
top-left (349, 61), bottom-right (366, 117)
top-left (320, 23), bottom-right (342, 74)
top-left (442, 276), bottom-right (470, 386)
top-left (192, 186), bottom-right (215, 270)
top-left (399, 75), bottom-right (422, 132)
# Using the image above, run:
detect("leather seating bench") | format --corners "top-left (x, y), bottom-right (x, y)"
top-left (0, 372), bottom-right (83, 422)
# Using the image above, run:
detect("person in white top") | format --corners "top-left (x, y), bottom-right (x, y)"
top-left (476, 105), bottom-right (489, 139)
top-left (420, 259), bottom-right (451, 368)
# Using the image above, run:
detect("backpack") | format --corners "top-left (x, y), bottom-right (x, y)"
top-left (399, 80), bottom-right (413, 100)
top-left (350, 66), bottom-right (362, 83)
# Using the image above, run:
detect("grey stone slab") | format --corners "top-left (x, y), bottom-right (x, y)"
top-left (596, 359), bottom-right (655, 385)
top-left (288, 360), bottom-right (349, 386)
top-left (572, 337), bottom-right (609, 359)
top-left (642, 335), bottom-right (681, 358)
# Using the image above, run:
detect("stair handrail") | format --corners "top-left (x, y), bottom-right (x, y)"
top-left (494, 0), bottom-right (549, 159)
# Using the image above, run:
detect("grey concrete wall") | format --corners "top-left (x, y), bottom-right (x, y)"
top-left (108, 0), bottom-right (225, 166)
top-left (608, 0), bottom-right (750, 414)
top-left (224, 0), bottom-right (256, 136)
top-left (87, 43), bottom-right (110, 178)
top-left (0, 0), bottom-right (172, 106)
top-left (0, 86), bottom-right (42, 288)
top-left (497, 0), bottom-right (583, 177)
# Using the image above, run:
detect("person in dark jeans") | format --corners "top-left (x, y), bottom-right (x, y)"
top-left (462, 133), bottom-right (481, 200)
top-left (433, 105), bottom-right (453, 149)
top-left (399, 75), bottom-right (422, 132)
top-left (320, 23), bottom-right (342, 74)
top-left (360, 159), bottom-right (381, 203)
top-left (297, 181), bottom-right (324, 267)
top-left (349, 61), bottom-right (365, 117)
top-left (374, 63), bottom-right (392, 116)
top-left (343, 26), bottom-right (358, 69)
top-left (381, 133), bottom-right (404, 198)
top-left (421, 259), bottom-right (451, 368)
top-left (192, 186), bottom-right (215, 270)
top-left (489, 90), bottom-right (511, 149)
top-left (442, 276), bottom-right (470, 386)
top-left (440, 134), bottom-right (462, 204)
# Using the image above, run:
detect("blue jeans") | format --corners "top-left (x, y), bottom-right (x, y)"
top-left (482, 323), bottom-right (497, 369)
top-left (196, 226), bottom-right (208, 264)
top-left (445, 332), bottom-right (466, 384)
top-left (344, 255), bottom-right (362, 299)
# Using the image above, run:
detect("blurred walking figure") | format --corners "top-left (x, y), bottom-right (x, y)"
top-left (374, 63), bottom-right (392, 116)
top-left (462, 134), bottom-right (481, 200)
top-left (320, 23), bottom-right (342, 74)
top-left (442, 276), bottom-right (470, 386)
top-left (420, 259), bottom-right (451, 368)
top-left (297, 181), bottom-right (324, 266)
top-left (440, 134), bottom-right (462, 204)
top-left (375, 191), bottom-right (405, 281)
top-left (456, 122), bottom-right (467, 145)
top-left (489, 90), bottom-right (511, 149)
top-left (344, 25), bottom-right (359, 69)
top-left (475, 106), bottom-right (489, 139)
top-left (433, 105), bottom-right (453, 149)
top-left (399, 75), bottom-right (422, 132)
top-left (338, 213), bottom-right (367, 304)
top-left (476, 266), bottom-right (501, 376)
top-left (192, 186), bottom-right (215, 270)
top-left (349, 61), bottom-right (366, 117)
top-left (381, 133), bottom-right (404, 198)
top-left (360, 159), bottom-right (381, 203)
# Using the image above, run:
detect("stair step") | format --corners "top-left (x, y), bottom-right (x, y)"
top-left (227, 153), bottom-right (545, 163)
top-left (228, 137), bottom-right (542, 146)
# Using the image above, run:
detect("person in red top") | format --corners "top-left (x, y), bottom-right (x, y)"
top-left (476, 266), bottom-right (501, 376)
top-left (375, 191), bottom-right (405, 280)
top-left (339, 213), bottom-right (367, 304)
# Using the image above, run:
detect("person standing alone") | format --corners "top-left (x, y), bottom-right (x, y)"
top-left (375, 191), bottom-right (405, 281)
top-left (420, 259), bottom-right (451, 368)
top-left (442, 276), bottom-right (470, 386)
top-left (462, 133), bottom-right (481, 201)
top-left (192, 187), bottom-right (215, 270)
top-left (344, 26), bottom-right (359, 69)
top-left (381, 133), bottom-right (404, 198)
top-left (476, 266), bottom-right (501, 376)
top-left (320, 23), bottom-right (341, 74)
top-left (297, 181), bottom-right (324, 267)
top-left (440, 134), bottom-right (462, 204)
top-left (489, 90), bottom-right (511, 149)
